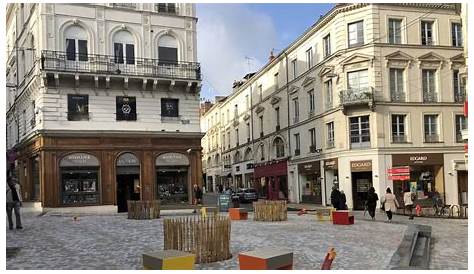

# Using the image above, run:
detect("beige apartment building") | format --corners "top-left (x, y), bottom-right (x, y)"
top-left (201, 3), bottom-right (466, 209)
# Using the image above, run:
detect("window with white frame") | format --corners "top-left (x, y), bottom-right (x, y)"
top-left (158, 35), bottom-right (178, 63)
top-left (292, 59), bottom-right (297, 79)
top-left (245, 94), bottom-right (250, 109)
top-left (274, 72), bottom-right (279, 90)
top-left (347, 69), bottom-right (369, 92)
top-left (113, 30), bottom-right (135, 64)
top-left (294, 133), bottom-right (300, 155)
top-left (306, 47), bottom-right (313, 70)
top-left (323, 34), bottom-right (331, 58)
top-left (234, 104), bottom-right (238, 119)
top-left (246, 122), bottom-right (250, 141)
top-left (452, 22), bottom-right (462, 47)
top-left (259, 144), bottom-right (265, 160)
top-left (309, 128), bottom-right (316, 151)
top-left (388, 19), bottom-right (402, 44)
top-left (325, 79), bottom-right (333, 109)
top-left (274, 138), bottom-right (285, 158)
top-left (275, 107), bottom-right (280, 128)
top-left (455, 115), bottom-right (467, 143)
top-left (293, 97), bottom-right (299, 123)
top-left (155, 3), bottom-right (177, 14)
top-left (258, 85), bottom-right (263, 102)
top-left (235, 128), bottom-right (239, 146)
top-left (348, 20), bottom-right (364, 47)
top-left (227, 131), bottom-right (230, 149)
top-left (422, 69), bottom-right (437, 102)
top-left (327, 122), bottom-right (335, 148)
top-left (65, 25), bottom-right (88, 61)
top-left (308, 90), bottom-right (315, 114)
top-left (391, 114), bottom-right (406, 143)
top-left (350, 115), bottom-right (370, 148)
top-left (453, 69), bottom-right (465, 103)
top-left (424, 114), bottom-right (439, 142)
top-left (421, 21), bottom-right (434, 45)
top-left (259, 116), bottom-right (264, 136)
top-left (390, 68), bottom-right (405, 102)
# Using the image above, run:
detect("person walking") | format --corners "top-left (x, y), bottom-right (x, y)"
top-left (195, 185), bottom-right (203, 205)
top-left (403, 187), bottom-right (415, 219)
top-left (339, 190), bottom-right (348, 210)
top-left (6, 177), bottom-right (23, 230)
top-left (330, 186), bottom-right (341, 210)
top-left (381, 187), bottom-right (399, 223)
top-left (366, 187), bottom-right (379, 220)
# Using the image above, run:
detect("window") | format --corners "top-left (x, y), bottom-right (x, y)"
top-left (259, 116), bottom-right (264, 136)
top-left (388, 19), bottom-right (402, 44)
top-left (61, 167), bottom-right (99, 205)
top-left (455, 115), bottom-right (467, 143)
top-left (453, 70), bottom-right (466, 103)
top-left (325, 80), bottom-right (333, 109)
top-left (274, 138), bottom-right (285, 158)
top-left (452, 23), bottom-right (462, 47)
top-left (421, 21), bottom-right (434, 45)
top-left (308, 90), bottom-right (315, 114)
top-left (309, 128), bottom-right (316, 151)
top-left (274, 73), bottom-right (279, 90)
top-left (391, 115), bottom-right (406, 143)
top-left (350, 115), bottom-right (370, 148)
top-left (67, 94), bottom-right (89, 121)
top-left (327, 122), bottom-right (335, 148)
top-left (158, 35), bottom-right (178, 63)
top-left (424, 114), bottom-right (438, 142)
top-left (31, 100), bottom-right (35, 127)
top-left (347, 69), bottom-right (369, 92)
top-left (348, 20), bottom-right (364, 47)
top-left (291, 59), bottom-right (297, 79)
top-left (226, 109), bottom-right (230, 123)
top-left (116, 96), bottom-right (137, 121)
top-left (234, 104), bottom-right (238, 119)
top-left (227, 132), bottom-right (230, 149)
top-left (422, 69), bottom-right (437, 102)
top-left (234, 151), bottom-right (241, 163)
top-left (112, 3), bottom-right (136, 8)
top-left (155, 3), bottom-right (177, 14)
top-left (258, 85), bottom-right (263, 102)
top-left (294, 133), bottom-right (300, 151)
top-left (275, 107), bottom-right (280, 128)
top-left (161, 98), bottom-right (179, 117)
top-left (222, 133), bottom-right (226, 148)
top-left (113, 31), bottom-right (135, 64)
top-left (22, 109), bottom-right (26, 135)
top-left (235, 128), bottom-right (239, 146)
top-left (244, 148), bottom-right (252, 161)
top-left (260, 144), bottom-right (265, 160)
top-left (245, 95), bottom-right (250, 109)
top-left (306, 47), bottom-right (313, 69)
top-left (65, 25), bottom-right (88, 61)
top-left (390, 68), bottom-right (405, 102)
top-left (293, 97), bottom-right (299, 123)
top-left (323, 34), bottom-right (331, 57)
top-left (246, 122), bottom-right (251, 141)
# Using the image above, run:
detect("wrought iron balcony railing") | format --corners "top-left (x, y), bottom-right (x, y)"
top-left (392, 135), bottom-right (407, 143)
top-left (454, 91), bottom-right (466, 103)
top-left (339, 87), bottom-right (374, 106)
top-left (424, 134), bottom-right (439, 143)
top-left (423, 92), bottom-right (438, 103)
top-left (40, 50), bottom-right (201, 81)
top-left (390, 92), bottom-right (406, 102)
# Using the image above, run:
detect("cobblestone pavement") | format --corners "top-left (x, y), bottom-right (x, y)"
top-left (6, 210), bottom-right (467, 270)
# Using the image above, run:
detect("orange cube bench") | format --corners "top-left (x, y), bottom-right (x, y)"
top-left (332, 210), bottom-right (354, 225)
top-left (229, 208), bottom-right (248, 220)
top-left (239, 248), bottom-right (293, 270)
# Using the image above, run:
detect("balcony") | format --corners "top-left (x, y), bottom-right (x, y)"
top-left (111, 3), bottom-right (137, 9)
top-left (339, 87), bottom-right (375, 114)
top-left (392, 135), bottom-right (407, 143)
top-left (41, 50), bottom-right (201, 82)
top-left (424, 134), bottom-right (439, 143)
top-left (294, 149), bottom-right (300, 156)
top-left (423, 92), bottom-right (438, 103)
top-left (391, 92), bottom-right (406, 102)
top-left (154, 3), bottom-right (178, 14)
top-left (455, 91), bottom-right (466, 103)
top-left (326, 140), bottom-right (335, 148)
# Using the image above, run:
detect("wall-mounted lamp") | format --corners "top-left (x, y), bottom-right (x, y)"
top-left (374, 175), bottom-right (378, 178)
top-left (345, 176), bottom-right (349, 179)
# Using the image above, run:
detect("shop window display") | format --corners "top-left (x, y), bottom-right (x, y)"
top-left (61, 169), bottom-right (99, 205)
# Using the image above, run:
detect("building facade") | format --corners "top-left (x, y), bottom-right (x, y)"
top-left (201, 3), bottom-right (467, 209)
top-left (6, 3), bottom-right (203, 211)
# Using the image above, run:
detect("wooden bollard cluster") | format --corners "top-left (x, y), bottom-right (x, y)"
top-left (252, 200), bottom-right (287, 222)
top-left (163, 216), bottom-right (232, 263)
top-left (127, 200), bottom-right (160, 220)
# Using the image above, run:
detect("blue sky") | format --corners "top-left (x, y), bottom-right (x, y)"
top-left (197, 3), bottom-right (335, 101)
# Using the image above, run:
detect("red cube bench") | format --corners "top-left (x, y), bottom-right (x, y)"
top-left (332, 210), bottom-right (354, 225)
top-left (239, 248), bottom-right (293, 270)
top-left (229, 208), bottom-right (248, 220)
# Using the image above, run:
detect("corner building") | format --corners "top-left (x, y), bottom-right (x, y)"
top-left (201, 3), bottom-right (467, 209)
top-left (6, 3), bottom-right (203, 211)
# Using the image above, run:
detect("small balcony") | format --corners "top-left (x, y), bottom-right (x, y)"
top-left (392, 135), bottom-right (407, 143)
top-left (41, 50), bottom-right (201, 81)
top-left (424, 134), bottom-right (439, 143)
top-left (339, 87), bottom-right (375, 114)
top-left (326, 140), bottom-right (335, 148)
top-left (423, 92), bottom-right (438, 103)
top-left (391, 92), bottom-right (406, 102)
top-left (454, 91), bottom-right (466, 103)
top-left (294, 149), bottom-right (300, 156)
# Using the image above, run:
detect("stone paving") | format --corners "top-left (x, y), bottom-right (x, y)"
top-left (6, 210), bottom-right (467, 270)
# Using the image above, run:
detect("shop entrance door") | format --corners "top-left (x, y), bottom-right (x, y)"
top-left (458, 171), bottom-right (468, 205)
top-left (116, 173), bottom-right (140, 213)
top-left (351, 172), bottom-right (372, 210)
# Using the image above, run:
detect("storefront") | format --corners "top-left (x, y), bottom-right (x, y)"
top-left (298, 161), bottom-right (322, 204)
top-left (350, 160), bottom-right (373, 210)
top-left (323, 158), bottom-right (338, 205)
top-left (254, 159), bottom-right (288, 200)
top-left (116, 152), bottom-right (140, 212)
top-left (156, 152), bottom-right (190, 205)
top-left (391, 153), bottom-right (444, 207)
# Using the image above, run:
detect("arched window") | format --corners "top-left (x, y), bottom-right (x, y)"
top-left (113, 30), bottom-right (135, 64)
top-left (274, 137), bottom-right (285, 158)
top-left (158, 35), bottom-right (178, 63)
top-left (244, 148), bottom-right (252, 161)
top-left (64, 25), bottom-right (88, 61)
top-left (234, 151), bottom-right (241, 163)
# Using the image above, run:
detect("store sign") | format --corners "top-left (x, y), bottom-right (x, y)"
top-left (155, 153), bottom-right (189, 166)
top-left (350, 160), bottom-right (372, 172)
top-left (324, 158), bottom-right (338, 170)
top-left (60, 153), bottom-right (99, 167)
top-left (117, 153), bottom-right (139, 166)
top-left (298, 161), bottom-right (320, 175)
top-left (392, 153), bottom-right (443, 166)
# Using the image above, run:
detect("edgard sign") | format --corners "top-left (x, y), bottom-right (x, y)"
top-left (392, 153), bottom-right (443, 166)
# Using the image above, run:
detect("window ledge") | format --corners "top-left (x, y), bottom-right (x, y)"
top-left (423, 141), bottom-right (444, 144)
top-left (391, 142), bottom-right (413, 144)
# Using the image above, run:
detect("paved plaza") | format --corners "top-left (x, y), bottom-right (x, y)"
top-left (6, 210), bottom-right (467, 270)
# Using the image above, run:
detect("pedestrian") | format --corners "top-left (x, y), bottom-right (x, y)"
top-left (381, 187), bottom-right (399, 223)
top-left (195, 185), bottom-right (203, 205)
top-left (330, 186), bottom-right (341, 210)
top-left (6, 177), bottom-right (23, 230)
top-left (339, 190), bottom-right (348, 210)
top-left (366, 187), bottom-right (379, 220)
top-left (403, 187), bottom-right (415, 219)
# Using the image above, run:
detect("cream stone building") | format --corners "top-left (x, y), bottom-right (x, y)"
top-left (201, 3), bottom-right (467, 209)
top-left (6, 3), bottom-right (202, 211)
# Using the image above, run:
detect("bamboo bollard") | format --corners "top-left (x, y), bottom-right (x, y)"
top-left (253, 200), bottom-right (287, 221)
top-left (127, 200), bottom-right (160, 219)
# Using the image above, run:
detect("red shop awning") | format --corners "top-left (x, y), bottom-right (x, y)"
top-left (388, 166), bottom-right (410, 181)
top-left (254, 160), bottom-right (288, 178)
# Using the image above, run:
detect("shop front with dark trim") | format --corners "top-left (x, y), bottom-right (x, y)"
top-left (298, 161), bottom-right (322, 204)
top-left (323, 158), bottom-right (339, 206)
top-left (254, 159), bottom-right (288, 200)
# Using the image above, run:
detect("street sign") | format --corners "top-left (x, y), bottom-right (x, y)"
top-left (217, 194), bottom-right (231, 212)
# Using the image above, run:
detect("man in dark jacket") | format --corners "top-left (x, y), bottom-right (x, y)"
top-left (6, 177), bottom-right (23, 230)
top-left (339, 190), bottom-right (348, 210)
top-left (330, 186), bottom-right (341, 210)
top-left (366, 187), bottom-right (379, 220)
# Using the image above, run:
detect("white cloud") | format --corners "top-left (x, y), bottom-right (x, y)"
top-left (197, 4), bottom-right (278, 100)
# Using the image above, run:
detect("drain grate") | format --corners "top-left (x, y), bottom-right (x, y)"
top-left (6, 247), bottom-right (21, 259)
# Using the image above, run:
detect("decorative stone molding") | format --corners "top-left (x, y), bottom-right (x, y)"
top-left (270, 96), bottom-right (281, 105)
top-left (255, 105), bottom-right (265, 114)
top-left (243, 113), bottom-right (250, 121)
top-left (318, 66), bottom-right (335, 77)
top-left (449, 53), bottom-right (465, 70)
top-left (302, 76), bottom-right (315, 87)
top-left (340, 53), bottom-right (374, 71)
top-left (385, 51), bottom-right (414, 68)
top-left (288, 85), bottom-right (299, 95)
top-left (417, 52), bottom-right (444, 69)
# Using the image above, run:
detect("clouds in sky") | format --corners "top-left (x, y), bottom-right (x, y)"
top-left (197, 4), bottom-right (278, 100)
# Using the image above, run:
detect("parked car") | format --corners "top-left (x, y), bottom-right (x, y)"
top-left (233, 188), bottom-right (258, 203)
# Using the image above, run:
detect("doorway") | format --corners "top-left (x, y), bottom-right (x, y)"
top-left (351, 171), bottom-right (372, 210)
top-left (458, 171), bottom-right (468, 205)
top-left (116, 173), bottom-right (140, 212)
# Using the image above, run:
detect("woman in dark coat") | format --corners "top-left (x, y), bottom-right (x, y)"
top-left (330, 186), bottom-right (341, 210)
top-left (366, 187), bottom-right (379, 220)
top-left (339, 190), bottom-right (348, 210)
